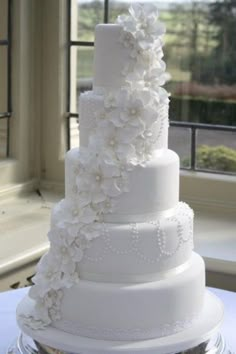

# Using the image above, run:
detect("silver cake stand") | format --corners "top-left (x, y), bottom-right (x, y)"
top-left (7, 332), bottom-right (232, 354)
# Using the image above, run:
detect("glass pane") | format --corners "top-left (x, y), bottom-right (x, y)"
top-left (109, 1), bottom-right (130, 23)
top-left (164, 1), bottom-right (236, 127)
top-left (169, 126), bottom-right (191, 169)
top-left (69, 117), bottom-right (79, 149)
top-left (69, 46), bottom-right (94, 113)
top-left (0, 46), bottom-right (7, 112)
top-left (0, 0), bottom-right (8, 40)
top-left (77, 46), bottom-right (94, 80)
top-left (75, 0), bottom-right (104, 41)
top-left (77, 46), bottom-right (94, 91)
top-left (196, 129), bottom-right (236, 174)
top-left (0, 118), bottom-right (7, 159)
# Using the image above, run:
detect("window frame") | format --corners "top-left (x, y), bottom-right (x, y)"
top-left (0, 0), bottom-right (68, 190)
top-left (0, 0), bottom-right (12, 158)
top-left (0, 0), bottom-right (37, 188)
top-left (66, 0), bottom-right (109, 150)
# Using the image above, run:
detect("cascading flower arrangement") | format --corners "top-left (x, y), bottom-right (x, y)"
top-left (20, 3), bottom-right (170, 329)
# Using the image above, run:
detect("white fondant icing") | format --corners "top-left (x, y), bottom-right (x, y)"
top-left (79, 90), bottom-right (169, 149)
top-left (49, 202), bottom-right (194, 283)
top-left (16, 291), bottom-right (224, 354)
top-left (53, 253), bottom-right (205, 341)
top-left (65, 148), bottom-right (179, 222)
top-left (93, 24), bottom-right (132, 89)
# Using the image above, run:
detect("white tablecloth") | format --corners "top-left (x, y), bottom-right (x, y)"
top-left (0, 287), bottom-right (235, 353)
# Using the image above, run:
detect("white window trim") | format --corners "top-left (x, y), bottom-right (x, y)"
top-left (180, 171), bottom-right (236, 214)
top-left (0, 0), bottom-right (68, 190)
top-left (0, 0), bottom-right (41, 187)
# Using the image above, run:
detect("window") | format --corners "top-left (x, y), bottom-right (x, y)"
top-left (0, 0), bottom-right (40, 188)
top-left (67, 0), bottom-right (110, 150)
top-left (0, 1), bottom-right (69, 188)
top-left (165, 1), bottom-right (236, 174)
top-left (67, 0), bottom-right (236, 175)
top-left (0, 0), bottom-right (12, 159)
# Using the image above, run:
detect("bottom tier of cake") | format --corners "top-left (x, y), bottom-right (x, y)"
top-left (16, 291), bottom-right (224, 354)
top-left (51, 253), bottom-right (204, 341)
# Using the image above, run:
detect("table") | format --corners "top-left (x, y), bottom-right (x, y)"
top-left (0, 287), bottom-right (235, 354)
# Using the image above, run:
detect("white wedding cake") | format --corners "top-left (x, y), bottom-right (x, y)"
top-left (17, 4), bottom-right (223, 353)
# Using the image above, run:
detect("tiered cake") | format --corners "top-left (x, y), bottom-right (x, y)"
top-left (17, 4), bottom-right (223, 353)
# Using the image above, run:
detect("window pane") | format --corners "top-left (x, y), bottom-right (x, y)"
top-left (109, 0), bottom-right (236, 127)
top-left (75, 0), bottom-right (104, 41)
top-left (0, 46), bottom-right (7, 112)
top-left (196, 129), bottom-right (236, 174)
top-left (0, 118), bottom-right (7, 158)
top-left (169, 126), bottom-right (191, 169)
top-left (69, 46), bottom-right (94, 114)
top-left (0, 0), bottom-right (8, 39)
top-left (77, 47), bottom-right (94, 82)
top-left (163, 1), bottom-right (236, 127)
top-left (77, 46), bottom-right (93, 102)
top-left (109, 1), bottom-right (129, 22)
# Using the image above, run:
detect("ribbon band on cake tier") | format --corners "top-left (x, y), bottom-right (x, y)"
top-left (79, 260), bottom-right (190, 283)
top-left (101, 207), bottom-right (175, 223)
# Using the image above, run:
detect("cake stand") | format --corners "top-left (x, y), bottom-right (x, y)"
top-left (14, 291), bottom-right (232, 354)
top-left (7, 332), bottom-right (232, 354)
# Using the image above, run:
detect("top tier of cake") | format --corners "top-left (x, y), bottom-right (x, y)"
top-left (79, 16), bottom-right (169, 150)
top-left (93, 24), bottom-right (133, 91)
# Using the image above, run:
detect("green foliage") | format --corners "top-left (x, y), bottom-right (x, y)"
top-left (77, 49), bottom-right (93, 79)
top-left (192, 0), bottom-right (236, 85)
top-left (196, 51), bottom-right (236, 85)
top-left (182, 145), bottom-right (236, 172)
top-left (169, 96), bottom-right (236, 125)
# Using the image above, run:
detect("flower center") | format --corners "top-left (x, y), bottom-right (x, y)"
top-left (61, 246), bottom-right (67, 254)
top-left (72, 185), bottom-right (78, 193)
top-left (73, 209), bottom-right (79, 216)
top-left (141, 21), bottom-right (148, 30)
top-left (109, 139), bottom-right (115, 146)
top-left (131, 108), bottom-right (137, 115)
top-left (145, 130), bottom-right (153, 137)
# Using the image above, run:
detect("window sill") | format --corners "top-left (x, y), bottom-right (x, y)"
top-left (0, 159), bottom-right (38, 187)
top-left (180, 170), bottom-right (236, 214)
top-left (194, 208), bottom-right (236, 272)
top-left (0, 189), bottom-right (60, 277)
